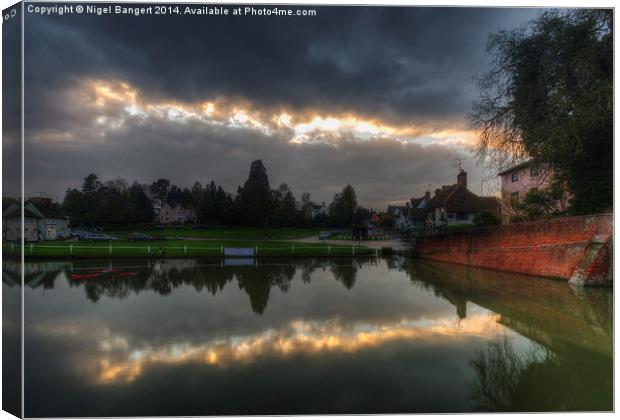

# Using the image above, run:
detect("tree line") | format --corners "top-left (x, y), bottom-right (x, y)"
top-left (61, 159), bottom-right (371, 228)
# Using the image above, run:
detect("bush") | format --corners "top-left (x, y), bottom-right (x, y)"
top-left (443, 224), bottom-right (474, 234)
top-left (473, 211), bottom-right (501, 227)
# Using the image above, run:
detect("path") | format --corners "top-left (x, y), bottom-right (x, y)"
top-left (289, 235), bottom-right (405, 251)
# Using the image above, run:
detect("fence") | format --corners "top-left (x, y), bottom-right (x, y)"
top-left (3, 242), bottom-right (377, 258)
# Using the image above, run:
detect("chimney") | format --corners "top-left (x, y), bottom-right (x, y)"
top-left (425, 191), bottom-right (431, 203)
top-left (435, 188), bottom-right (441, 196)
top-left (457, 169), bottom-right (467, 188)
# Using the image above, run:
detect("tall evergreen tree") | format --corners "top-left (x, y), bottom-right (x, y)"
top-left (237, 160), bottom-right (272, 227)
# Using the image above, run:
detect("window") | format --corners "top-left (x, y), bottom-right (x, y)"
top-left (447, 213), bottom-right (455, 219)
top-left (530, 165), bottom-right (540, 177)
top-left (510, 192), bottom-right (519, 205)
top-left (511, 172), bottom-right (519, 182)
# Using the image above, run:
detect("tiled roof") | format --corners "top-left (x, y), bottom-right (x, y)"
top-left (497, 159), bottom-right (536, 176)
top-left (3, 201), bottom-right (68, 220)
top-left (410, 197), bottom-right (424, 208)
top-left (3, 206), bottom-right (40, 219)
top-left (426, 184), bottom-right (499, 213)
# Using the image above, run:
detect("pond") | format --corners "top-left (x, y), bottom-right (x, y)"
top-left (3, 257), bottom-right (613, 416)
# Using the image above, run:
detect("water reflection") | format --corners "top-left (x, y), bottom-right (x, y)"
top-left (11, 257), bottom-right (613, 415)
top-left (11, 258), bottom-right (370, 315)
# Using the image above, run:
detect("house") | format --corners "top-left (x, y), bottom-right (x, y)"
top-left (498, 160), bottom-right (568, 223)
top-left (3, 199), bottom-right (70, 242)
top-left (425, 170), bottom-right (500, 229)
top-left (309, 202), bottom-right (329, 219)
top-left (369, 213), bottom-right (381, 224)
top-left (155, 203), bottom-right (197, 224)
top-left (387, 204), bottom-right (412, 231)
top-left (387, 189), bottom-right (434, 234)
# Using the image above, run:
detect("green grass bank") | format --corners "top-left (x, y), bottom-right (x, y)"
top-left (5, 239), bottom-right (375, 259)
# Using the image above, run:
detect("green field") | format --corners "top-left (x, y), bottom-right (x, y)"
top-left (104, 227), bottom-right (322, 240)
top-left (5, 239), bottom-right (375, 259)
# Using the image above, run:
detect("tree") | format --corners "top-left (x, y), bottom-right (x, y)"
top-left (61, 188), bottom-right (85, 225)
top-left (237, 160), bottom-right (272, 227)
top-left (190, 182), bottom-right (204, 210)
top-left (329, 185), bottom-right (358, 227)
top-left (272, 183), bottom-right (298, 227)
top-left (300, 192), bottom-right (313, 220)
top-left (81, 173), bottom-right (102, 194)
top-left (470, 10), bottom-right (612, 214)
top-left (149, 178), bottom-right (171, 205)
top-left (473, 210), bottom-right (501, 227)
top-left (127, 182), bottom-right (154, 223)
top-left (511, 183), bottom-right (567, 221)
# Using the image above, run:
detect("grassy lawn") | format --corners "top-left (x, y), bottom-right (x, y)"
top-left (103, 227), bottom-right (322, 240)
top-left (5, 239), bottom-right (375, 259)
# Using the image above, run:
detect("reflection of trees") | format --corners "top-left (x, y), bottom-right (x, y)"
top-left (330, 259), bottom-right (359, 290)
top-left (470, 337), bottom-right (612, 411)
top-left (20, 257), bottom-right (377, 314)
top-left (25, 258), bottom-right (375, 314)
top-left (236, 264), bottom-right (295, 315)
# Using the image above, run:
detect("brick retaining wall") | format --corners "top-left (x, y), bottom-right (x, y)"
top-left (414, 214), bottom-right (613, 285)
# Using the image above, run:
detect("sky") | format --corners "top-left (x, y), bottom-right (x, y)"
top-left (9, 4), bottom-right (542, 209)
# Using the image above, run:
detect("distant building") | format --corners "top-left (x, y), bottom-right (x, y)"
top-left (387, 204), bottom-right (412, 231)
top-left (425, 170), bottom-right (500, 228)
top-left (3, 199), bottom-right (69, 242)
top-left (155, 203), bottom-right (196, 224)
top-left (498, 160), bottom-right (567, 223)
top-left (309, 202), bottom-right (329, 219)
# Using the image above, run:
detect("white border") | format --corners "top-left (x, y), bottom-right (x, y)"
top-left (0, 1), bottom-right (616, 420)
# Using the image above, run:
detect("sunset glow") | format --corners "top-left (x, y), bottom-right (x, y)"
top-left (83, 79), bottom-right (477, 148)
top-left (83, 313), bottom-right (506, 384)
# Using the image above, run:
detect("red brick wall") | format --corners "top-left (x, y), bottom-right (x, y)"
top-left (415, 214), bottom-right (613, 281)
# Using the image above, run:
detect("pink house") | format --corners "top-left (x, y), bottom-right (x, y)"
top-left (498, 160), bottom-right (567, 223)
top-left (155, 203), bottom-right (197, 224)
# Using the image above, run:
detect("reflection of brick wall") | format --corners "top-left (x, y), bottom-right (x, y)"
top-left (415, 214), bottom-right (613, 285)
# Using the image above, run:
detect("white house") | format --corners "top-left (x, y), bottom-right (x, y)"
top-left (3, 200), bottom-right (70, 242)
top-left (310, 203), bottom-right (329, 219)
top-left (155, 203), bottom-right (197, 224)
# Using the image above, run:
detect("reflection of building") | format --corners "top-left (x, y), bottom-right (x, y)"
top-left (3, 199), bottom-right (69, 242)
top-left (426, 170), bottom-right (499, 228)
top-left (498, 160), bottom-right (567, 224)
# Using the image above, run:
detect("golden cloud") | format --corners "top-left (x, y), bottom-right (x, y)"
top-left (80, 78), bottom-right (478, 148)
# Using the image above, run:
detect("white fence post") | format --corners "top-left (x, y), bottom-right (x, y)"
top-left (70, 244), bottom-right (73, 255)
top-left (184, 245), bottom-right (187, 255)
top-left (108, 244), bottom-right (112, 255)
top-left (30, 243), bottom-right (33, 253)
top-left (220, 246), bottom-right (223, 256)
top-left (352, 245), bottom-right (355, 256)
top-left (147, 245), bottom-right (151, 254)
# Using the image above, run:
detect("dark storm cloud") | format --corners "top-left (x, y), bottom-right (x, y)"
top-left (24, 6), bottom-right (538, 128)
top-left (20, 4), bottom-right (541, 206)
